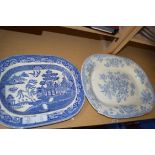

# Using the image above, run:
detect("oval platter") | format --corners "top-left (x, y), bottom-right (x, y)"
top-left (0, 55), bottom-right (85, 128)
top-left (81, 54), bottom-right (155, 118)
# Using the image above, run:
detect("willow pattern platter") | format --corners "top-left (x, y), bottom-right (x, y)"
top-left (0, 55), bottom-right (85, 128)
top-left (81, 54), bottom-right (155, 118)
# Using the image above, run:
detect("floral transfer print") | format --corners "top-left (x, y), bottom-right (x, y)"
top-left (98, 72), bottom-right (135, 103)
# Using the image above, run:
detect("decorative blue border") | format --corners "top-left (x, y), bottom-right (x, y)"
top-left (81, 54), bottom-right (155, 119)
top-left (0, 55), bottom-right (85, 128)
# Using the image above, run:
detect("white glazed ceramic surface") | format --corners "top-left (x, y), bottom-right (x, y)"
top-left (81, 54), bottom-right (155, 118)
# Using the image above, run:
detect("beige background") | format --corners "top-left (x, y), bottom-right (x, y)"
top-left (0, 29), bottom-right (155, 128)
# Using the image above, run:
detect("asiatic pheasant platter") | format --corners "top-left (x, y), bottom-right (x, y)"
top-left (0, 55), bottom-right (85, 128)
top-left (81, 54), bottom-right (155, 118)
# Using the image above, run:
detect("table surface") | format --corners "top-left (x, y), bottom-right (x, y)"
top-left (0, 29), bottom-right (155, 129)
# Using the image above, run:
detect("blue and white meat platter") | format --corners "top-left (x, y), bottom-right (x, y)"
top-left (0, 55), bottom-right (85, 128)
top-left (81, 54), bottom-right (155, 118)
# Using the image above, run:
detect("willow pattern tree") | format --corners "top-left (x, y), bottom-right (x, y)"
top-left (6, 95), bottom-right (15, 105)
top-left (41, 70), bottom-right (59, 96)
top-left (37, 81), bottom-right (47, 100)
top-left (60, 77), bottom-right (68, 94)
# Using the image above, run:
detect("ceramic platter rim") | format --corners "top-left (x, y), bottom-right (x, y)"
top-left (0, 55), bottom-right (85, 128)
top-left (81, 54), bottom-right (155, 119)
